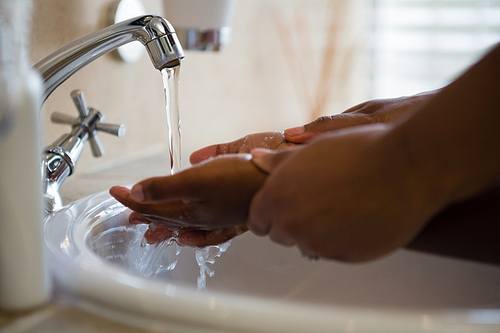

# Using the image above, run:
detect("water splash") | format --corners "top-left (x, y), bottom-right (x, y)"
top-left (195, 240), bottom-right (232, 290)
top-left (89, 220), bottom-right (233, 287)
top-left (123, 223), bottom-right (232, 288)
top-left (127, 224), bottom-right (181, 278)
top-left (89, 223), bottom-right (181, 279)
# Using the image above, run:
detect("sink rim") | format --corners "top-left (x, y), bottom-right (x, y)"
top-left (44, 190), bottom-right (500, 332)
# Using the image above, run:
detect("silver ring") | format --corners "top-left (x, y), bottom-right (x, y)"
top-left (299, 249), bottom-right (320, 263)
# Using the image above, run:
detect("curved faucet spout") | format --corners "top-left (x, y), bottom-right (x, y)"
top-left (36, 15), bottom-right (184, 213)
top-left (34, 15), bottom-right (184, 103)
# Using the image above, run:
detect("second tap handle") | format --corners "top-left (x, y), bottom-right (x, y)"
top-left (96, 123), bottom-right (126, 137)
top-left (71, 89), bottom-right (89, 119)
top-left (51, 111), bottom-right (80, 126)
top-left (89, 132), bottom-right (104, 157)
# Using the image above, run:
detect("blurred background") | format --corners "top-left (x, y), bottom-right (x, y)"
top-left (30, 0), bottom-right (500, 176)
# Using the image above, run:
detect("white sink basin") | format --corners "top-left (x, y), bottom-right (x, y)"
top-left (44, 190), bottom-right (500, 332)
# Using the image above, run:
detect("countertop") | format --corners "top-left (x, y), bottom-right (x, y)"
top-left (0, 150), bottom-right (176, 333)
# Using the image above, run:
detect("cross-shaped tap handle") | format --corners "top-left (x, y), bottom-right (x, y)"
top-left (50, 89), bottom-right (126, 157)
top-left (71, 89), bottom-right (89, 119)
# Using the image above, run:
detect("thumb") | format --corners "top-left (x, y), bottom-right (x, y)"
top-left (250, 148), bottom-right (296, 174)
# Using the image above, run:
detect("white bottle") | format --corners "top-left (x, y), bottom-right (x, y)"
top-left (0, 0), bottom-right (51, 310)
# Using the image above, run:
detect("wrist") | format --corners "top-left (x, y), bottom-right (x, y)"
top-left (384, 124), bottom-right (450, 223)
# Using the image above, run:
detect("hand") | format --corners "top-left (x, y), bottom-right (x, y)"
top-left (248, 124), bottom-right (441, 262)
top-left (110, 154), bottom-right (267, 247)
top-left (190, 91), bottom-right (438, 165)
top-left (190, 131), bottom-right (295, 164)
top-left (284, 91), bottom-right (438, 144)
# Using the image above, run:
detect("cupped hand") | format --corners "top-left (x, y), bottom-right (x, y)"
top-left (110, 154), bottom-right (267, 246)
top-left (130, 209), bottom-right (248, 247)
top-left (110, 187), bottom-right (249, 247)
top-left (248, 124), bottom-right (441, 262)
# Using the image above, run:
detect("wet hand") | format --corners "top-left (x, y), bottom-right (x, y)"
top-left (248, 124), bottom-right (440, 262)
top-left (109, 187), bottom-right (249, 247)
top-left (284, 91), bottom-right (438, 144)
top-left (130, 212), bottom-right (248, 247)
top-left (190, 131), bottom-right (295, 164)
top-left (109, 154), bottom-right (267, 246)
top-left (190, 92), bottom-right (437, 165)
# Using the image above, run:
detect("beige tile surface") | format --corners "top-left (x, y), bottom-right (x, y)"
top-left (32, 0), bottom-right (371, 181)
top-left (59, 146), bottom-right (171, 204)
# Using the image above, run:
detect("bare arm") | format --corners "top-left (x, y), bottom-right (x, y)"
top-left (248, 43), bottom-right (500, 262)
top-left (112, 44), bottom-right (500, 263)
top-left (406, 180), bottom-right (500, 265)
top-left (395, 43), bottom-right (500, 265)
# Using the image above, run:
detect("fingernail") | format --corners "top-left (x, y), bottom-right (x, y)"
top-left (129, 215), bottom-right (142, 224)
top-left (179, 232), bottom-right (193, 243)
top-left (251, 148), bottom-right (272, 158)
top-left (285, 126), bottom-right (305, 137)
top-left (251, 149), bottom-right (274, 174)
top-left (130, 184), bottom-right (144, 202)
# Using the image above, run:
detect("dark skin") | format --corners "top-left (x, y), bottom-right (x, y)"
top-left (110, 154), bottom-right (264, 246)
top-left (110, 96), bottom-right (432, 248)
top-left (111, 169), bottom-right (500, 265)
top-left (111, 44), bottom-right (500, 265)
top-left (111, 91), bottom-right (441, 247)
top-left (406, 180), bottom-right (500, 265)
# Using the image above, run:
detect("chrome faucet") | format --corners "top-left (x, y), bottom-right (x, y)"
top-left (35, 15), bottom-right (184, 213)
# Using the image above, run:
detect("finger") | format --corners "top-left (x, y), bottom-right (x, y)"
top-left (143, 225), bottom-right (175, 244)
top-left (129, 210), bottom-right (192, 229)
top-left (128, 212), bottom-right (186, 231)
top-left (111, 186), bottom-right (160, 214)
top-left (189, 138), bottom-right (246, 164)
top-left (177, 226), bottom-right (248, 247)
top-left (129, 212), bottom-right (184, 230)
top-left (132, 154), bottom-right (256, 203)
top-left (129, 171), bottom-right (201, 203)
top-left (250, 148), bottom-right (298, 174)
top-left (129, 211), bottom-right (149, 224)
top-left (111, 185), bottom-right (183, 212)
top-left (284, 114), bottom-right (371, 143)
top-left (269, 227), bottom-right (295, 247)
top-left (189, 146), bottom-right (218, 164)
top-left (110, 185), bottom-right (155, 209)
top-left (111, 186), bottom-right (202, 227)
top-left (109, 185), bottom-right (131, 202)
top-left (247, 189), bottom-right (272, 236)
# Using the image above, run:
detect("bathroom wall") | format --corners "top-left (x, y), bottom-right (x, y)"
top-left (30, 0), bottom-right (371, 176)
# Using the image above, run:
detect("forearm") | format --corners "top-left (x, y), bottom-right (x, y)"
top-left (406, 180), bottom-right (500, 265)
top-left (391, 43), bottom-right (500, 214)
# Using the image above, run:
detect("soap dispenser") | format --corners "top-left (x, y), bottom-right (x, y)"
top-left (0, 0), bottom-right (51, 309)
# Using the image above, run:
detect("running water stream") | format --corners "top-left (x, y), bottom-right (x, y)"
top-left (161, 66), bottom-right (181, 175)
top-left (122, 66), bottom-right (231, 290)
